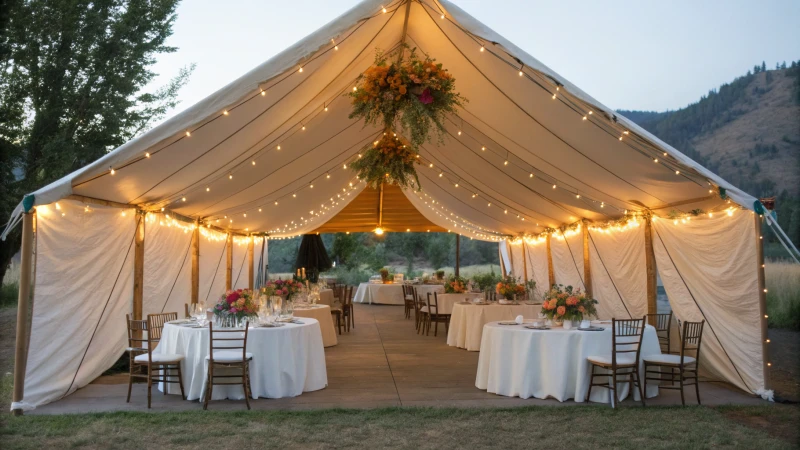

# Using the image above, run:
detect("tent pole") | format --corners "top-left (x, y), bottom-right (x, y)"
top-left (582, 221), bottom-right (592, 298)
top-left (644, 215), bottom-right (657, 324)
top-left (11, 211), bottom-right (34, 416)
top-left (455, 234), bottom-right (460, 278)
top-left (546, 234), bottom-right (555, 288)
top-left (521, 240), bottom-right (528, 284)
top-left (225, 233), bottom-right (233, 291)
top-left (754, 213), bottom-right (771, 390)
top-left (133, 211), bottom-right (145, 324)
top-left (191, 221), bottom-right (199, 304)
top-left (247, 236), bottom-right (254, 291)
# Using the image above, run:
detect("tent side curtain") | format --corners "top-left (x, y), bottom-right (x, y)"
top-left (550, 232), bottom-right (585, 292)
top-left (199, 229), bottom-right (228, 305)
top-left (509, 242), bottom-right (525, 281)
top-left (143, 213), bottom-right (193, 317)
top-left (524, 241), bottom-right (549, 300)
top-left (232, 237), bottom-right (250, 290)
top-left (587, 224), bottom-right (648, 320)
top-left (25, 200), bottom-right (136, 407)
top-left (653, 212), bottom-right (764, 393)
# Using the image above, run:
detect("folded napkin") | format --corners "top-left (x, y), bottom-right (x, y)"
top-left (515, 315), bottom-right (524, 324)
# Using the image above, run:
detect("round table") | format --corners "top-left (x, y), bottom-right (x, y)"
top-left (433, 293), bottom-right (483, 314)
top-left (476, 322), bottom-right (661, 403)
top-left (318, 289), bottom-right (334, 306)
top-left (293, 304), bottom-right (337, 347)
top-left (156, 318), bottom-right (327, 400)
top-left (446, 302), bottom-right (542, 351)
top-left (353, 283), bottom-right (405, 305)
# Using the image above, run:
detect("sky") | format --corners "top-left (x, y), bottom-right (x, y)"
top-left (146, 0), bottom-right (800, 118)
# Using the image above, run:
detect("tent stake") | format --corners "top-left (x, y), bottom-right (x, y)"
top-left (546, 234), bottom-right (555, 288)
top-left (225, 233), bottom-right (233, 290)
top-left (11, 211), bottom-right (34, 416)
top-left (191, 221), bottom-right (199, 304)
top-left (582, 221), bottom-right (592, 298)
top-left (644, 215), bottom-right (657, 324)
top-left (754, 213), bottom-right (771, 390)
top-left (247, 236), bottom-right (254, 291)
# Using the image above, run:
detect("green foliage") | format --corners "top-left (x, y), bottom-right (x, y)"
top-left (471, 270), bottom-right (502, 290)
top-left (330, 232), bottom-right (359, 266)
top-left (347, 136), bottom-right (420, 190)
top-left (1, 281), bottom-right (18, 308)
top-left (0, 0), bottom-right (191, 282)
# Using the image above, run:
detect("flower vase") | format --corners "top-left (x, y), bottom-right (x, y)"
top-left (562, 319), bottom-right (573, 330)
top-left (553, 317), bottom-right (564, 327)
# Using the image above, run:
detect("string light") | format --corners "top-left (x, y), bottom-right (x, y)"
top-left (298, 67), bottom-right (303, 73)
top-left (277, 145), bottom-right (281, 150)
top-left (260, 89), bottom-right (266, 96)
top-left (228, 174), bottom-right (233, 180)
top-left (223, 110), bottom-right (229, 116)
top-left (145, 152), bottom-right (150, 158)
top-left (480, 46), bottom-right (485, 52)
top-left (251, 161), bottom-right (256, 166)
top-left (185, 131), bottom-right (191, 137)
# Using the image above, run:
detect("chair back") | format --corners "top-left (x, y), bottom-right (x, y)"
top-left (679, 320), bottom-right (704, 365)
top-left (426, 292), bottom-right (439, 316)
top-left (611, 317), bottom-right (646, 367)
top-left (411, 286), bottom-right (421, 314)
top-left (341, 285), bottom-right (353, 307)
top-left (126, 314), bottom-right (148, 351)
top-left (646, 312), bottom-right (672, 353)
top-left (208, 321), bottom-right (250, 364)
top-left (147, 312), bottom-right (178, 343)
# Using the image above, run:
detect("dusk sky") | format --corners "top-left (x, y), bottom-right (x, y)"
top-left (146, 0), bottom-right (800, 118)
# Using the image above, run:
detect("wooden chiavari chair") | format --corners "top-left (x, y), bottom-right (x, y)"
top-left (125, 314), bottom-right (148, 403)
top-left (203, 321), bottom-right (253, 410)
top-left (416, 287), bottom-right (428, 334)
top-left (402, 284), bottom-right (415, 319)
top-left (424, 292), bottom-right (451, 337)
top-left (646, 312), bottom-right (673, 354)
top-left (643, 320), bottom-right (705, 405)
top-left (341, 285), bottom-right (354, 332)
top-left (128, 313), bottom-right (185, 408)
top-left (330, 284), bottom-right (344, 334)
top-left (587, 317), bottom-right (647, 408)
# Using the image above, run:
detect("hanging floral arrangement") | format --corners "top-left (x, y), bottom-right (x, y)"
top-left (349, 133), bottom-right (420, 189)
top-left (348, 46), bottom-right (467, 148)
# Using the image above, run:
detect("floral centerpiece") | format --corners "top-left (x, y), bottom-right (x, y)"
top-left (435, 270), bottom-right (445, 281)
top-left (444, 276), bottom-right (467, 293)
top-left (214, 289), bottom-right (258, 326)
top-left (496, 276), bottom-right (525, 300)
top-left (541, 284), bottom-right (598, 325)
top-left (349, 134), bottom-right (420, 189)
top-left (379, 268), bottom-right (391, 283)
top-left (264, 278), bottom-right (304, 300)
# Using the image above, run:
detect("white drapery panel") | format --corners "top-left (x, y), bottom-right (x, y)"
top-left (524, 241), bottom-right (549, 300)
top-left (253, 236), bottom-right (268, 287)
top-left (587, 225), bottom-right (647, 320)
top-left (143, 213), bottom-right (192, 317)
top-left (498, 241), bottom-right (511, 276)
top-left (231, 237), bottom-right (250, 290)
top-left (508, 241), bottom-right (525, 281)
top-left (551, 233), bottom-right (585, 291)
top-left (652, 212), bottom-right (763, 393)
top-left (199, 229), bottom-right (228, 304)
top-left (25, 200), bottom-right (135, 407)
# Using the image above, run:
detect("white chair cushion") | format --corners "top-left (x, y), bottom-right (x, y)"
top-left (206, 350), bottom-right (253, 362)
top-left (587, 353), bottom-right (637, 366)
top-left (405, 295), bottom-right (415, 301)
top-left (643, 353), bottom-right (696, 365)
top-left (419, 306), bottom-right (428, 314)
top-left (134, 352), bottom-right (184, 364)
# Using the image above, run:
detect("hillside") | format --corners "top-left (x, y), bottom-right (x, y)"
top-left (619, 62), bottom-right (800, 199)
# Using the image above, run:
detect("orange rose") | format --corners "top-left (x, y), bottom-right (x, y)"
top-left (557, 306), bottom-right (566, 316)
top-left (578, 306), bottom-right (586, 313)
top-left (566, 296), bottom-right (578, 306)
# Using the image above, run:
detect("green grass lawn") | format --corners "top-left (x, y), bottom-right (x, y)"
top-left (1, 405), bottom-right (798, 449)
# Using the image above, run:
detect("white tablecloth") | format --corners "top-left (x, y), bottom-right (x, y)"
top-left (293, 304), bottom-right (337, 347)
top-left (411, 284), bottom-right (445, 302)
top-left (476, 322), bottom-right (661, 403)
top-left (434, 293), bottom-right (484, 314)
top-left (446, 303), bottom-right (542, 351)
top-left (157, 319), bottom-right (327, 400)
top-left (353, 283), bottom-right (405, 305)
top-left (318, 289), bottom-right (334, 306)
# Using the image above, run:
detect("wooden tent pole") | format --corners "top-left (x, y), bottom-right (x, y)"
top-left (546, 234), bottom-right (555, 288)
top-left (582, 221), bottom-right (592, 298)
top-left (521, 241), bottom-right (528, 283)
top-left (644, 215), bottom-right (657, 324)
top-left (247, 236), bottom-right (254, 290)
top-left (754, 212), bottom-right (771, 389)
top-left (191, 221), bottom-right (199, 304)
top-left (133, 211), bottom-right (145, 322)
top-left (225, 232), bottom-right (233, 291)
top-left (455, 234), bottom-right (460, 277)
top-left (11, 211), bottom-right (34, 416)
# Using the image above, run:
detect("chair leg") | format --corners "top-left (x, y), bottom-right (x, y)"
top-left (695, 375), bottom-right (701, 405)
top-left (147, 366), bottom-right (153, 409)
top-left (204, 365), bottom-right (214, 410)
top-left (635, 368), bottom-right (645, 407)
top-left (162, 366), bottom-right (167, 395)
top-left (177, 364), bottom-right (186, 400)
top-left (434, 318), bottom-right (439, 337)
top-left (242, 364), bottom-right (251, 410)
top-left (611, 371), bottom-right (618, 409)
top-left (586, 365), bottom-right (595, 402)
top-left (679, 369), bottom-right (686, 406)
top-left (127, 358), bottom-right (134, 403)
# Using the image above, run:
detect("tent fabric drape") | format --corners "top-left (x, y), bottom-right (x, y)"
top-left (587, 225), bottom-right (647, 320)
top-left (652, 212), bottom-right (764, 394)
top-left (550, 233), bottom-right (584, 291)
top-left (143, 213), bottom-right (193, 316)
top-left (524, 241), bottom-right (550, 300)
top-left (498, 241), bottom-right (511, 275)
top-left (509, 242), bottom-right (525, 281)
top-left (199, 230), bottom-right (228, 304)
top-left (231, 239), bottom-right (249, 290)
top-left (24, 200), bottom-right (136, 407)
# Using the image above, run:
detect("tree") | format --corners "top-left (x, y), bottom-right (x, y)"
top-left (330, 232), bottom-right (359, 266)
top-left (761, 61), bottom-right (767, 72)
top-left (0, 0), bottom-right (192, 283)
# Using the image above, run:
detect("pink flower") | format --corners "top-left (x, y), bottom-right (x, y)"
top-left (282, 288), bottom-right (288, 295)
top-left (418, 88), bottom-right (433, 104)
top-left (230, 308), bottom-right (238, 314)
top-left (226, 291), bottom-right (239, 303)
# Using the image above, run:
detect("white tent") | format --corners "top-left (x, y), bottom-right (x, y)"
top-left (6, 0), bottom-right (784, 411)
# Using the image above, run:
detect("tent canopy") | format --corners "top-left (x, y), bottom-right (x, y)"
top-left (3, 0), bottom-right (759, 241)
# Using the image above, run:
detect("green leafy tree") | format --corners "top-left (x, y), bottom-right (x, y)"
top-left (331, 232), bottom-right (359, 267)
top-left (0, 0), bottom-right (192, 283)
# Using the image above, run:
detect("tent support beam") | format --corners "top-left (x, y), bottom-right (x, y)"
top-left (644, 216), bottom-right (657, 323)
top-left (521, 240), bottom-right (528, 284)
top-left (546, 234), bottom-right (555, 288)
top-left (649, 195), bottom-right (716, 211)
top-left (191, 221), bottom-right (199, 304)
top-left (225, 233), bottom-right (233, 291)
top-left (582, 221), bottom-right (592, 298)
top-left (248, 236), bottom-right (254, 291)
top-left (67, 194), bottom-right (135, 210)
top-left (133, 212), bottom-right (145, 325)
top-left (754, 213), bottom-right (771, 389)
top-left (11, 211), bottom-right (34, 416)
top-left (455, 234), bottom-right (460, 278)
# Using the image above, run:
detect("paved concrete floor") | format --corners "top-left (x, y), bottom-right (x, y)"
top-left (32, 304), bottom-right (765, 414)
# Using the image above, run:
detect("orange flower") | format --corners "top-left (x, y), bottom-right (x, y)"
top-left (578, 306), bottom-right (586, 313)
top-left (557, 306), bottom-right (566, 316)
top-left (566, 296), bottom-right (578, 306)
